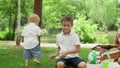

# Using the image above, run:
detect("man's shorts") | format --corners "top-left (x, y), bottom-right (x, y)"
top-left (56, 57), bottom-right (86, 68)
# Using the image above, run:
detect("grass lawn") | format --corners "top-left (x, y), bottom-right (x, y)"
top-left (41, 34), bottom-right (57, 43)
top-left (0, 44), bottom-right (90, 68)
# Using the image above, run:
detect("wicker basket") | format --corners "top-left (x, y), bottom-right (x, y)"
top-left (102, 51), bottom-right (120, 61)
top-left (91, 45), bottom-right (120, 62)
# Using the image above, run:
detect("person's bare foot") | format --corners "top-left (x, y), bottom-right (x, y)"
top-left (25, 60), bottom-right (29, 66)
top-left (34, 59), bottom-right (40, 64)
top-left (25, 62), bottom-right (28, 66)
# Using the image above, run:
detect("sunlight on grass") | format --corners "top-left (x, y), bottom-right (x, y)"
top-left (0, 44), bottom-right (9, 49)
top-left (0, 44), bottom-right (90, 68)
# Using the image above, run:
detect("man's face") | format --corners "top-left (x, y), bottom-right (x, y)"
top-left (61, 21), bottom-right (73, 34)
top-left (118, 34), bottom-right (120, 37)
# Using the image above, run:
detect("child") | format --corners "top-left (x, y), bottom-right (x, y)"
top-left (49, 16), bottom-right (87, 68)
top-left (115, 29), bottom-right (120, 45)
top-left (115, 29), bottom-right (120, 64)
top-left (21, 13), bottom-right (42, 66)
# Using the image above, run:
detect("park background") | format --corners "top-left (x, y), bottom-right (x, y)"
top-left (0, 0), bottom-right (120, 68)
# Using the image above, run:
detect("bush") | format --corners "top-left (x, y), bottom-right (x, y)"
top-left (96, 34), bottom-right (109, 44)
top-left (0, 29), bottom-right (10, 40)
top-left (73, 15), bottom-right (98, 43)
top-left (0, 28), bottom-right (14, 40)
top-left (73, 15), bottom-right (109, 44)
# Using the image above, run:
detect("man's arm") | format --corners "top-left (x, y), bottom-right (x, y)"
top-left (54, 47), bottom-right (60, 56)
top-left (49, 47), bottom-right (60, 60)
top-left (60, 45), bottom-right (80, 58)
top-left (66, 45), bottom-right (80, 54)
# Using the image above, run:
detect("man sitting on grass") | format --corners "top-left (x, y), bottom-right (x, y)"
top-left (49, 16), bottom-right (87, 68)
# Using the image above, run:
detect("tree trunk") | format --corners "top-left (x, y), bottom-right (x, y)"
top-left (12, 16), bottom-right (17, 40)
top-left (16, 0), bottom-right (21, 46)
top-left (33, 0), bottom-right (42, 27)
top-left (33, 0), bottom-right (42, 44)
top-left (9, 13), bottom-right (12, 40)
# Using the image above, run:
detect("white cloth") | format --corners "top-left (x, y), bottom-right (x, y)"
top-left (56, 31), bottom-right (80, 58)
top-left (87, 63), bottom-right (102, 68)
top-left (21, 23), bottom-right (42, 49)
top-left (87, 62), bottom-right (120, 68)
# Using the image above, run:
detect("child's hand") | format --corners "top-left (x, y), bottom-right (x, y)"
top-left (21, 42), bottom-right (24, 47)
top-left (60, 52), bottom-right (68, 58)
top-left (49, 54), bottom-right (57, 60)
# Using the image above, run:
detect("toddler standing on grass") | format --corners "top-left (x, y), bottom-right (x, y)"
top-left (21, 13), bottom-right (42, 66)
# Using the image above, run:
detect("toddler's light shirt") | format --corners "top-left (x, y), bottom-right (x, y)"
top-left (21, 23), bottom-right (41, 49)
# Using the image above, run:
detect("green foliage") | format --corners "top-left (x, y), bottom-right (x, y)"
top-left (86, 0), bottom-right (117, 31)
top-left (42, 0), bottom-right (87, 33)
top-left (0, 28), bottom-right (14, 40)
top-left (42, 0), bottom-right (118, 43)
top-left (96, 34), bottom-right (109, 44)
top-left (42, 29), bottom-right (48, 36)
top-left (73, 15), bottom-right (98, 43)
top-left (0, 0), bottom-right (119, 43)
top-left (0, 28), bottom-right (9, 40)
top-left (0, 31), bottom-right (6, 40)
top-left (0, 0), bottom-right (34, 40)
top-left (72, 15), bottom-right (109, 44)
top-left (116, 17), bottom-right (120, 29)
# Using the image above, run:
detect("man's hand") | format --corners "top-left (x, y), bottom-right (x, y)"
top-left (60, 52), bottom-right (68, 58)
top-left (49, 54), bottom-right (57, 60)
top-left (20, 42), bottom-right (24, 47)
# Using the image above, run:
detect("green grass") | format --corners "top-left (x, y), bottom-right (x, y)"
top-left (41, 35), bottom-right (56, 43)
top-left (107, 31), bottom-right (116, 44)
top-left (0, 44), bottom-right (90, 68)
top-left (96, 31), bottom-right (116, 44)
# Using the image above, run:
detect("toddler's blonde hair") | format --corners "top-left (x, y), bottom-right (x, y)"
top-left (28, 13), bottom-right (40, 23)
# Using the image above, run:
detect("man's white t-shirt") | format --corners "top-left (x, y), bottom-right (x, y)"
top-left (56, 31), bottom-right (80, 58)
top-left (21, 23), bottom-right (42, 49)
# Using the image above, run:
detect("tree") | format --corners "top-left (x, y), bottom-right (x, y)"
top-left (0, 0), bottom-right (18, 40)
top-left (0, 0), bottom-right (30, 40)
top-left (16, 0), bottom-right (21, 45)
top-left (34, 0), bottom-right (42, 27)
top-left (33, 0), bottom-right (42, 43)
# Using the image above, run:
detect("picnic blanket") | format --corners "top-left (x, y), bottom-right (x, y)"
top-left (87, 62), bottom-right (120, 68)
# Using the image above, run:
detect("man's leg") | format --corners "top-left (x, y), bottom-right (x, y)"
top-left (69, 57), bottom-right (87, 68)
top-left (57, 61), bottom-right (66, 68)
top-left (56, 58), bottom-right (68, 68)
top-left (118, 57), bottom-right (120, 64)
top-left (78, 62), bottom-right (87, 68)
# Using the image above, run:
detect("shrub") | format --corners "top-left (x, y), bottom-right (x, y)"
top-left (73, 15), bottom-right (109, 44)
top-left (73, 15), bottom-right (98, 43)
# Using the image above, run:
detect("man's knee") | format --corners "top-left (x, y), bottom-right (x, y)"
top-left (118, 57), bottom-right (120, 64)
top-left (57, 62), bottom-right (65, 68)
top-left (78, 62), bottom-right (87, 68)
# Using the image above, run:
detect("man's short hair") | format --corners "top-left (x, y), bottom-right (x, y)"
top-left (61, 16), bottom-right (73, 25)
